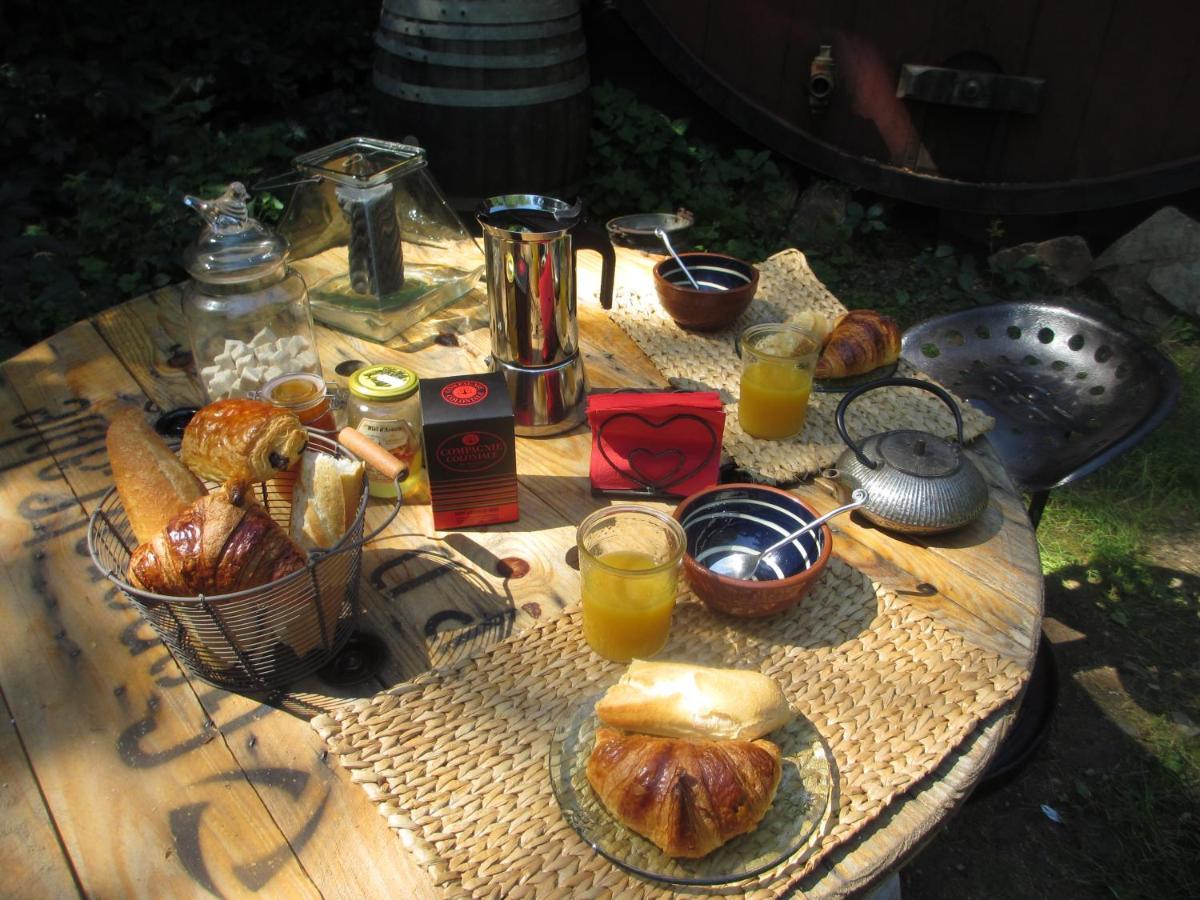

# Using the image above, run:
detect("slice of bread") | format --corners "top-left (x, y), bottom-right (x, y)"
top-left (290, 454), bottom-right (365, 551)
top-left (595, 660), bottom-right (793, 741)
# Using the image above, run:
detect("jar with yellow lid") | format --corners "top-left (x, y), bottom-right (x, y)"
top-left (347, 364), bottom-right (424, 499)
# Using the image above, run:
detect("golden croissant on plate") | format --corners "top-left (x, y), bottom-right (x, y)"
top-left (815, 309), bottom-right (901, 379)
top-left (586, 727), bottom-right (782, 858)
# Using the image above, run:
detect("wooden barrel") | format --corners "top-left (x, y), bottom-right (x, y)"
top-left (620, 0), bottom-right (1200, 215)
top-left (373, 0), bottom-right (591, 208)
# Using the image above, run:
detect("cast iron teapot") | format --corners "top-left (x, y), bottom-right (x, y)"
top-left (825, 377), bottom-right (988, 534)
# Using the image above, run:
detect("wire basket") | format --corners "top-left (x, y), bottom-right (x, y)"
top-left (87, 431), bottom-right (401, 692)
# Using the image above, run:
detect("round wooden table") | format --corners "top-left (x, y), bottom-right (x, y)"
top-left (0, 248), bottom-right (1041, 898)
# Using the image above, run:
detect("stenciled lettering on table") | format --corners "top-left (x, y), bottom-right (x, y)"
top-left (10, 398), bottom-right (326, 893)
top-left (117, 688), bottom-right (330, 894)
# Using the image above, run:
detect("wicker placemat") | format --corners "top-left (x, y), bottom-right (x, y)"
top-left (312, 560), bottom-right (1026, 897)
top-left (606, 249), bottom-right (995, 483)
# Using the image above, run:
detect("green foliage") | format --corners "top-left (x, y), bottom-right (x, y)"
top-left (0, 0), bottom-right (375, 350)
top-left (584, 82), bottom-right (795, 260)
top-left (843, 201), bottom-right (886, 237)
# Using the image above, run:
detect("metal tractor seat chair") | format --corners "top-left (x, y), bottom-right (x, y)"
top-left (901, 301), bottom-right (1179, 527)
top-left (900, 300), bottom-right (1179, 789)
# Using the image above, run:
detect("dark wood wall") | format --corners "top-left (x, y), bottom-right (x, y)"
top-left (627, 0), bottom-right (1200, 212)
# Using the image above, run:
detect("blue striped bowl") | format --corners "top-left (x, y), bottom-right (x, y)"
top-left (672, 483), bottom-right (832, 617)
top-left (653, 253), bottom-right (758, 331)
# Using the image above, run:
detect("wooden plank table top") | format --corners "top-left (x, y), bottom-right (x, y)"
top-left (0, 246), bottom-right (1042, 898)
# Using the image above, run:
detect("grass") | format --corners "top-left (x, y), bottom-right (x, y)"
top-left (1033, 338), bottom-right (1200, 899)
top-left (1036, 338), bottom-right (1200, 571)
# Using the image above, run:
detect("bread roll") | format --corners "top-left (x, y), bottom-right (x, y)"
top-left (290, 453), bottom-right (365, 551)
top-left (106, 407), bottom-right (206, 545)
top-left (181, 398), bottom-right (307, 484)
top-left (788, 309), bottom-right (832, 347)
top-left (595, 660), bottom-right (793, 741)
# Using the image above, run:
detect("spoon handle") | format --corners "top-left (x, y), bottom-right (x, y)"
top-left (756, 489), bottom-right (868, 559)
top-left (655, 228), bottom-right (701, 289)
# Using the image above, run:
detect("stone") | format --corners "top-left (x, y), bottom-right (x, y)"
top-left (1147, 261), bottom-right (1200, 319)
top-left (1093, 206), bottom-right (1200, 270)
top-left (1106, 282), bottom-right (1176, 328)
top-left (789, 179), bottom-right (850, 238)
top-left (989, 235), bottom-right (1093, 287)
top-left (1091, 206), bottom-right (1200, 323)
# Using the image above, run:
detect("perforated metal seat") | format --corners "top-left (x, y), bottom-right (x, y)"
top-left (901, 301), bottom-right (1180, 790)
top-left (901, 301), bottom-right (1179, 525)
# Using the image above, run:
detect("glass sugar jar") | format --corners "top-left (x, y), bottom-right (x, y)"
top-left (181, 182), bottom-right (322, 401)
top-left (347, 364), bottom-right (424, 499)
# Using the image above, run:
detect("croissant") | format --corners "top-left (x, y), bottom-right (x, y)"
top-left (181, 399), bottom-right (307, 484)
top-left (586, 728), bottom-right (782, 858)
top-left (128, 481), bottom-right (306, 596)
top-left (815, 309), bottom-right (901, 379)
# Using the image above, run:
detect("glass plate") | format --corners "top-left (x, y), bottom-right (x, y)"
top-left (548, 693), bottom-right (835, 885)
top-left (813, 360), bottom-right (900, 393)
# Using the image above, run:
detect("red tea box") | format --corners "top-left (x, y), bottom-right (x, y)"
top-left (419, 372), bottom-right (519, 529)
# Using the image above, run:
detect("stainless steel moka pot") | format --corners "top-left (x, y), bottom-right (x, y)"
top-left (477, 195), bottom-right (615, 436)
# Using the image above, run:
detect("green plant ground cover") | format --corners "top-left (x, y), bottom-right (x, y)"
top-left (4, 12), bottom-right (1199, 894)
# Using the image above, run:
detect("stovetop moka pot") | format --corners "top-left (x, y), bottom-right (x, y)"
top-left (477, 195), bottom-right (615, 436)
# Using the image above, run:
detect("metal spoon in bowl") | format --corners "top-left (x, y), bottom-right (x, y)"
top-left (654, 227), bottom-right (703, 290)
top-left (711, 490), bottom-right (868, 581)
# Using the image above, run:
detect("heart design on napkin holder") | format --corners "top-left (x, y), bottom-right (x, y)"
top-left (595, 412), bottom-right (719, 494)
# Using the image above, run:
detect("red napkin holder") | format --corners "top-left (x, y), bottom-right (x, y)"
top-left (587, 391), bottom-right (725, 498)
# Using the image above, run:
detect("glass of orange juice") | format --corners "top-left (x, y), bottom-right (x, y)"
top-left (738, 322), bottom-right (821, 440)
top-left (577, 505), bottom-right (686, 662)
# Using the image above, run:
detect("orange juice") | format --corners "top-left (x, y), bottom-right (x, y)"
top-left (739, 360), bottom-right (813, 439)
top-left (581, 549), bottom-right (679, 662)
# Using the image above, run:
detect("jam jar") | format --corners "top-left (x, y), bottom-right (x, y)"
top-left (260, 372), bottom-right (339, 433)
top-left (181, 182), bottom-right (322, 401)
top-left (347, 364), bottom-right (424, 499)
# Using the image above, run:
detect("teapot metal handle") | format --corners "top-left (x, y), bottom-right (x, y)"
top-left (835, 376), bottom-right (967, 470)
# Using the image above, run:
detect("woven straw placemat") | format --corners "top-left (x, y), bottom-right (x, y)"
top-left (606, 249), bottom-right (995, 483)
top-left (313, 560), bottom-right (1026, 897)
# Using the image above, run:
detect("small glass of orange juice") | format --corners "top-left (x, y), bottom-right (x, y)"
top-left (738, 322), bottom-right (821, 440)
top-left (577, 505), bottom-right (686, 662)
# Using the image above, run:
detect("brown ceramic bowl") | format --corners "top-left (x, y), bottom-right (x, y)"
top-left (653, 252), bottom-right (759, 331)
top-left (672, 483), bottom-right (832, 618)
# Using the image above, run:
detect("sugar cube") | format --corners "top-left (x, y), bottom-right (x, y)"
top-left (223, 339), bottom-right (247, 358)
top-left (208, 369), bottom-right (236, 397)
top-left (250, 326), bottom-right (278, 348)
top-left (263, 365), bottom-right (284, 383)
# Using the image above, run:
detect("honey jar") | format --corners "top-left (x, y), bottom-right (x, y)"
top-left (260, 371), bottom-right (338, 432)
top-left (347, 364), bottom-right (424, 499)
